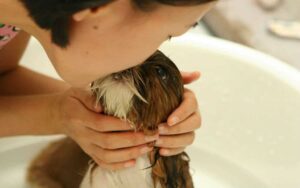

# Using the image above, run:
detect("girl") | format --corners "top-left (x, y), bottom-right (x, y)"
top-left (0, 0), bottom-right (216, 170)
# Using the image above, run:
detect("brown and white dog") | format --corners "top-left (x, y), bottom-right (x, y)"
top-left (27, 50), bottom-right (194, 188)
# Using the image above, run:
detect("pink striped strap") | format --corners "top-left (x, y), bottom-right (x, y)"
top-left (0, 23), bottom-right (20, 49)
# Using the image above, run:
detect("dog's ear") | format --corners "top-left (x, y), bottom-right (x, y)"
top-left (128, 51), bottom-right (184, 135)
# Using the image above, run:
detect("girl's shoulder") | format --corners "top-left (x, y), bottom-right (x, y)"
top-left (0, 23), bottom-right (20, 49)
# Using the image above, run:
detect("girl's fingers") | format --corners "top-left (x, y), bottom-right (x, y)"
top-left (181, 71), bottom-right (201, 84)
top-left (158, 111), bottom-right (201, 135)
top-left (91, 144), bottom-right (153, 163)
top-left (87, 128), bottom-right (159, 149)
top-left (154, 132), bottom-right (195, 149)
top-left (69, 87), bottom-right (102, 113)
top-left (91, 154), bottom-right (137, 171)
top-left (67, 88), bottom-right (134, 133)
top-left (167, 88), bottom-right (198, 126)
top-left (159, 147), bottom-right (186, 156)
top-left (84, 113), bottom-right (135, 132)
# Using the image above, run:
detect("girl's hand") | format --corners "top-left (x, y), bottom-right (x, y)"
top-left (155, 71), bottom-right (201, 156)
top-left (53, 88), bottom-right (158, 170)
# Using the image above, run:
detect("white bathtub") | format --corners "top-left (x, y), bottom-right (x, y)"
top-left (1, 32), bottom-right (300, 188)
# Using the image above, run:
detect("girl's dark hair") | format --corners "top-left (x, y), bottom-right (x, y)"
top-left (20, 0), bottom-right (215, 47)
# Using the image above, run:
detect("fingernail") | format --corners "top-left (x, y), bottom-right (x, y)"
top-left (124, 161), bottom-right (135, 168)
top-left (158, 126), bottom-right (167, 134)
top-left (193, 71), bottom-right (200, 76)
top-left (145, 135), bottom-right (158, 142)
top-left (140, 147), bottom-right (153, 154)
top-left (169, 117), bottom-right (179, 126)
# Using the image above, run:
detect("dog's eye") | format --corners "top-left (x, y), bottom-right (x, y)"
top-left (157, 67), bottom-right (167, 80)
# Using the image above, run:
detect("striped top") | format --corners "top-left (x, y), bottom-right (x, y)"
top-left (0, 23), bottom-right (20, 49)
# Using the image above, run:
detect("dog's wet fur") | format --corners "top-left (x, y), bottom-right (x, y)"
top-left (27, 50), bottom-right (194, 188)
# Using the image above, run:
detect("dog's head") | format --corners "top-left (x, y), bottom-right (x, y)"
top-left (91, 50), bottom-right (184, 136)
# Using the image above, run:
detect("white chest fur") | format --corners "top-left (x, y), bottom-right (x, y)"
top-left (85, 73), bottom-right (159, 188)
top-left (80, 154), bottom-right (158, 188)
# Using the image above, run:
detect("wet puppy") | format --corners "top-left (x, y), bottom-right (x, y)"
top-left (27, 50), bottom-right (194, 188)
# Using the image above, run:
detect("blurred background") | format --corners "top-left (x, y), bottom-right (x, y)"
top-left (198, 0), bottom-right (300, 70)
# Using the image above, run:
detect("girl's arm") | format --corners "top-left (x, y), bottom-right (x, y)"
top-left (0, 31), bottom-right (70, 137)
top-left (0, 94), bottom-right (62, 137)
top-left (0, 31), bottom-right (29, 75)
top-left (0, 66), bottom-right (69, 95)
top-left (0, 31), bottom-right (71, 137)
top-left (0, 31), bottom-right (69, 95)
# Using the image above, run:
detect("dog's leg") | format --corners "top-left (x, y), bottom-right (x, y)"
top-left (27, 137), bottom-right (90, 188)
